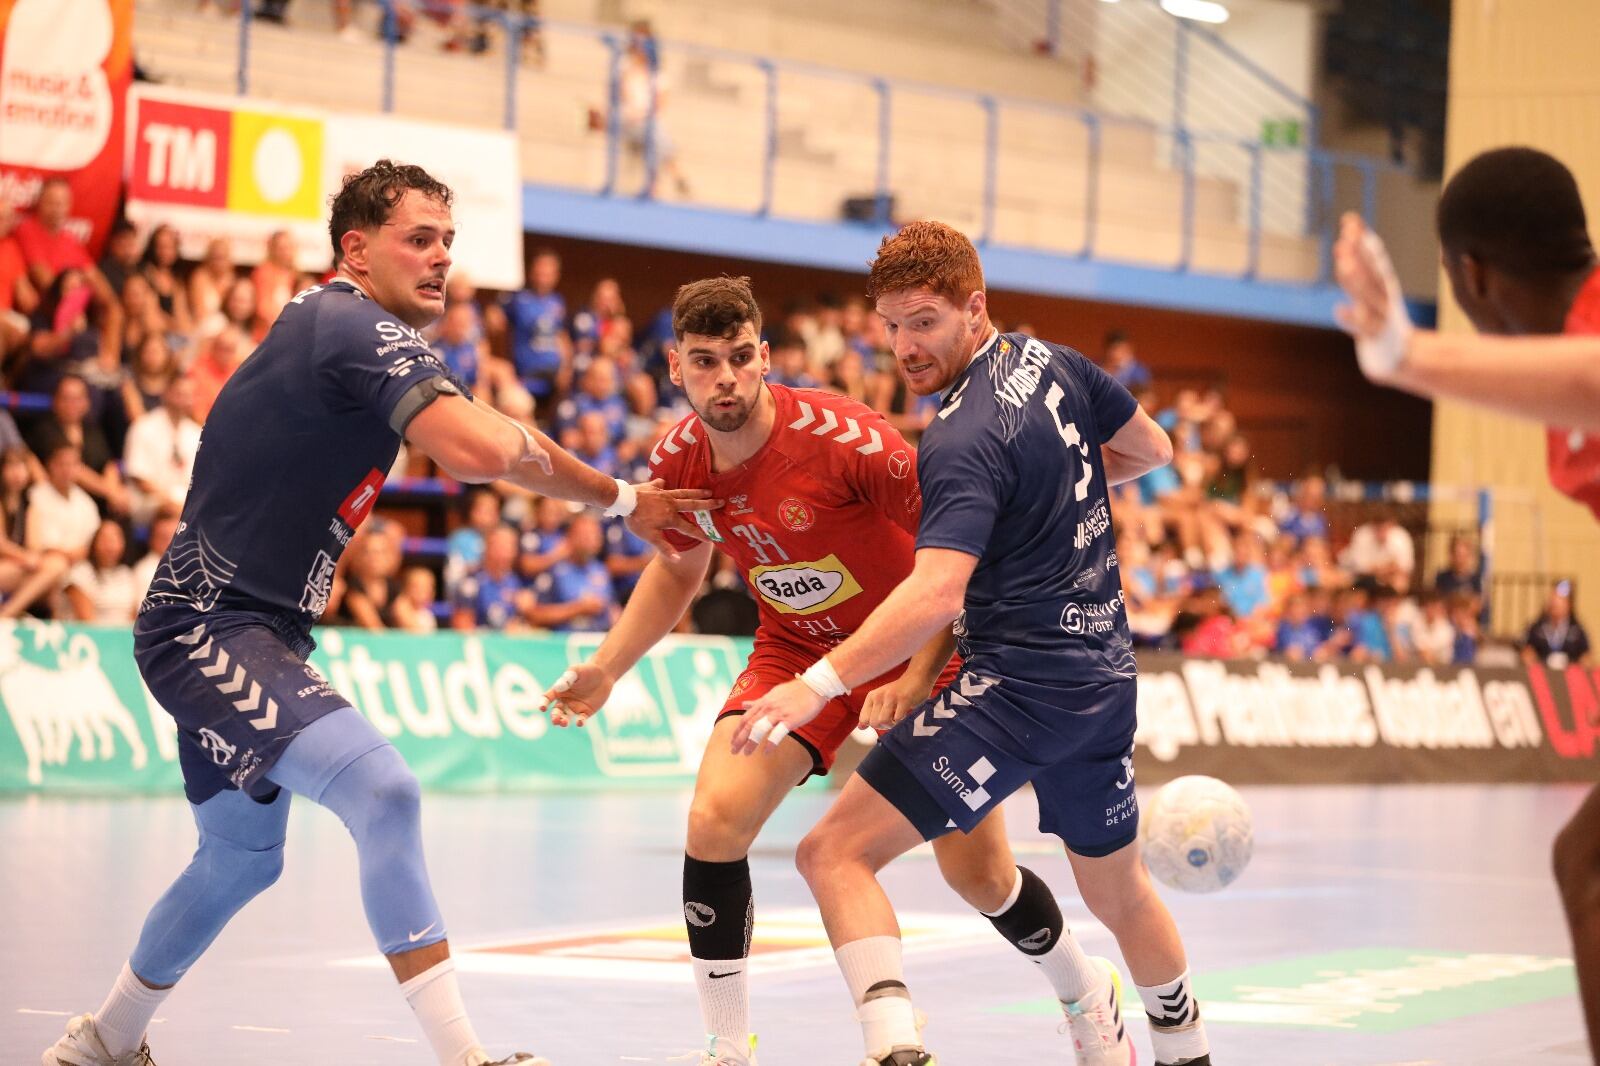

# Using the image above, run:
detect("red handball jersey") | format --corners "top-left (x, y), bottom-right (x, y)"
top-left (1551, 270), bottom-right (1600, 522)
top-left (650, 385), bottom-right (922, 654)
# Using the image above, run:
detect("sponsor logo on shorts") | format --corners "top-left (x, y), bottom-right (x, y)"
top-left (1061, 590), bottom-right (1125, 636)
top-left (777, 497), bottom-right (815, 532)
top-left (747, 554), bottom-right (863, 615)
top-left (1116, 753), bottom-right (1135, 789)
top-left (197, 727), bottom-right (237, 766)
top-left (931, 754), bottom-right (997, 813)
top-left (1073, 496), bottom-right (1112, 551)
top-left (229, 748), bottom-right (262, 788)
top-left (684, 902), bottom-right (716, 927)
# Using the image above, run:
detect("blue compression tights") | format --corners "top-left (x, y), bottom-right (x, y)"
top-left (130, 707), bottom-right (446, 985)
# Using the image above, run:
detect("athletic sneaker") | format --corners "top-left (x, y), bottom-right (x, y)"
top-left (1059, 958), bottom-right (1134, 1066)
top-left (1155, 1056), bottom-right (1210, 1066)
top-left (41, 1014), bottom-right (156, 1066)
top-left (465, 1050), bottom-right (551, 1066)
top-left (696, 1033), bottom-right (758, 1065)
top-left (860, 1047), bottom-right (936, 1066)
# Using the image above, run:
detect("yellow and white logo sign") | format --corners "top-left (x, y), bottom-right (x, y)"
top-left (748, 554), bottom-right (863, 615)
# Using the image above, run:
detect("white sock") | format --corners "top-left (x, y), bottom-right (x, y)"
top-left (691, 957), bottom-right (749, 1052)
top-left (835, 937), bottom-right (920, 1052)
top-left (834, 935), bottom-right (904, 1008)
top-left (401, 959), bottom-right (482, 1066)
top-left (1136, 969), bottom-right (1209, 1064)
top-left (94, 962), bottom-right (171, 1058)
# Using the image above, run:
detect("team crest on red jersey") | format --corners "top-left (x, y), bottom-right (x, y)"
top-left (730, 671), bottom-right (757, 697)
top-left (778, 498), bottom-right (815, 532)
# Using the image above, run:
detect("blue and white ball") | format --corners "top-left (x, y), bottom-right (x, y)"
top-left (1139, 775), bottom-right (1253, 893)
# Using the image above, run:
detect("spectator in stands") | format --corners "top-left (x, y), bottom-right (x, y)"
top-left (570, 278), bottom-right (628, 367)
top-left (26, 443), bottom-right (100, 564)
top-left (0, 201), bottom-right (37, 361)
top-left (1433, 534), bottom-right (1484, 601)
top-left (570, 411), bottom-right (621, 479)
top-left (26, 374), bottom-right (128, 516)
top-left (1264, 535), bottom-right (1302, 613)
top-left (64, 520), bottom-right (139, 624)
top-left (123, 374), bottom-right (202, 523)
top-left (1275, 592), bottom-right (1327, 660)
top-left (1102, 329), bottom-right (1152, 389)
top-left (1279, 474), bottom-right (1329, 542)
top-left (189, 325), bottom-right (250, 422)
top-left (122, 333), bottom-right (179, 424)
top-left (518, 495), bottom-right (570, 579)
top-left (116, 274), bottom-right (170, 370)
top-left (802, 293), bottom-right (847, 372)
top-left (829, 347), bottom-right (871, 405)
top-left (1413, 590), bottom-right (1456, 665)
top-left (528, 512), bottom-right (615, 631)
top-left (0, 445), bottom-right (68, 618)
top-left (140, 223), bottom-right (194, 337)
top-left (1338, 586), bottom-right (1392, 663)
top-left (611, 19), bottom-right (691, 199)
top-left (497, 247), bottom-right (569, 402)
top-left (556, 358), bottom-right (628, 444)
top-left (1524, 580), bottom-right (1591, 669)
top-left (453, 524), bottom-right (533, 632)
top-left (187, 237), bottom-right (237, 327)
top-left (334, 526), bottom-right (403, 630)
top-left (769, 337), bottom-right (820, 390)
top-left (392, 566), bottom-right (439, 634)
top-left (96, 218), bottom-right (141, 298)
top-left (431, 300), bottom-right (486, 390)
top-left (1298, 534), bottom-right (1347, 590)
top-left (388, 0), bottom-right (478, 51)
top-left (217, 276), bottom-right (260, 341)
top-left (1376, 585), bottom-right (1420, 662)
top-left (250, 229), bottom-right (298, 332)
top-left (18, 268), bottom-right (94, 390)
top-left (1343, 515), bottom-right (1415, 582)
top-left (444, 487), bottom-right (502, 592)
top-left (133, 512), bottom-right (179, 596)
top-left (1171, 586), bottom-right (1249, 658)
top-left (603, 517), bottom-right (652, 603)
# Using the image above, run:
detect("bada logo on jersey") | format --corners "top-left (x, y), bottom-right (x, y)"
top-left (748, 554), bottom-right (863, 615)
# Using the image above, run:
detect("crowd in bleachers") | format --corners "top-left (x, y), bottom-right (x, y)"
top-left (0, 177), bottom-right (1586, 664)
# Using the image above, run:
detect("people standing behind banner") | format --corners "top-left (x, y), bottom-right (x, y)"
top-left (250, 229), bottom-right (299, 331)
top-left (64, 520), bottom-right (140, 624)
top-left (1523, 580), bottom-right (1591, 669)
top-left (527, 512), bottom-right (615, 632)
top-left (454, 524), bottom-right (535, 632)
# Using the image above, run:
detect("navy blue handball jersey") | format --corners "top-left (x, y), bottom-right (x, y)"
top-left (143, 280), bottom-right (464, 637)
top-left (915, 331), bottom-right (1139, 684)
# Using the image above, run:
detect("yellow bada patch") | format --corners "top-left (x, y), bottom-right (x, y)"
top-left (746, 554), bottom-right (864, 615)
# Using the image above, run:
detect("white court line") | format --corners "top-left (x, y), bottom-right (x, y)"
top-left (1269, 860), bottom-right (1553, 890)
top-left (16, 1008), bottom-right (71, 1017)
top-left (366, 1034), bottom-right (420, 1044)
top-left (232, 1025), bottom-right (291, 1034)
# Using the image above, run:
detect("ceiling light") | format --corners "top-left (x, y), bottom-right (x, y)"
top-left (1161, 0), bottom-right (1229, 23)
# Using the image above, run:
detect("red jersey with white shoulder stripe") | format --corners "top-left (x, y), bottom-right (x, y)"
top-left (1551, 269), bottom-right (1600, 522)
top-left (650, 384), bottom-right (922, 654)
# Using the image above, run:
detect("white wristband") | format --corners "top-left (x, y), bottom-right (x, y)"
top-left (603, 478), bottom-right (637, 518)
top-left (799, 657), bottom-right (848, 701)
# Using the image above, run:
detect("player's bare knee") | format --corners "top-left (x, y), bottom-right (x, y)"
top-left (686, 793), bottom-right (761, 858)
top-left (794, 824), bottom-right (840, 886)
top-left (936, 851), bottom-right (1014, 912)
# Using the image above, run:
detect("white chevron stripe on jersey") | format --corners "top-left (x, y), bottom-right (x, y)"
top-left (856, 428), bottom-right (884, 455)
top-left (679, 422), bottom-right (698, 444)
top-left (249, 698), bottom-right (280, 731)
top-left (810, 407), bottom-right (839, 436)
top-left (834, 417), bottom-right (862, 444)
top-left (788, 401), bottom-right (817, 431)
top-left (175, 623), bottom-right (206, 645)
top-left (660, 432), bottom-right (682, 455)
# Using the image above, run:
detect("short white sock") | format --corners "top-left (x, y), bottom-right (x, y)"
top-left (691, 957), bottom-right (749, 1052)
top-left (1137, 969), bottom-right (1209, 1063)
top-left (401, 959), bottom-right (482, 1066)
top-left (855, 993), bottom-right (920, 1053)
top-left (834, 935), bottom-right (904, 1007)
top-left (94, 962), bottom-right (171, 1058)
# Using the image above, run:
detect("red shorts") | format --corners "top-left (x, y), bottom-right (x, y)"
top-left (718, 641), bottom-right (961, 776)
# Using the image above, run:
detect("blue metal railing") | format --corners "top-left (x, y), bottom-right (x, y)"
top-left (224, 1), bottom-right (1402, 286)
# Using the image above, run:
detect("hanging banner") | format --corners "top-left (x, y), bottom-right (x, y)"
top-left (124, 84), bottom-right (523, 288)
top-left (0, 0), bottom-right (134, 255)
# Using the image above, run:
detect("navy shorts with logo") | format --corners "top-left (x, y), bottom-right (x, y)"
top-left (134, 605), bottom-right (352, 805)
top-left (859, 669), bottom-right (1139, 857)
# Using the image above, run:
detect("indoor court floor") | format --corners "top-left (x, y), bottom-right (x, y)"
top-left (4, 783), bottom-right (1588, 1065)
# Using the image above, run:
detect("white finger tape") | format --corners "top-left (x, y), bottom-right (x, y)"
top-left (766, 722), bottom-right (791, 746)
top-left (552, 669), bottom-right (577, 693)
top-left (747, 717), bottom-right (774, 746)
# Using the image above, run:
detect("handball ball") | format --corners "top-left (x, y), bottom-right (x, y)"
top-left (1139, 775), bottom-right (1253, 893)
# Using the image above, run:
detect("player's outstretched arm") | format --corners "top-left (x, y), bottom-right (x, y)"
top-left (540, 541), bottom-right (714, 727)
top-left (1103, 407), bottom-right (1173, 487)
top-left (733, 548), bottom-right (977, 755)
top-left (1334, 212), bottom-right (1600, 430)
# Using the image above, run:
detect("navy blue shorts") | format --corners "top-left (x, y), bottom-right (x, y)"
top-left (134, 605), bottom-right (352, 805)
top-left (859, 670), bottom-right (1139, 857)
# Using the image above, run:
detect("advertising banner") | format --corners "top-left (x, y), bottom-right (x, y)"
top-left (0, 0), bottom-right (133, 255)
top-left (124, 84), bottom-right (523, 287)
